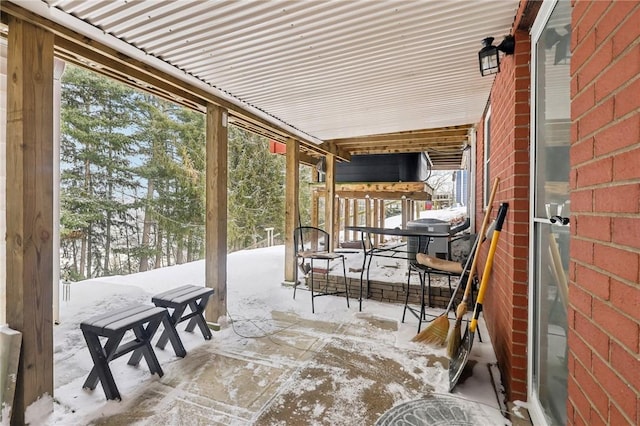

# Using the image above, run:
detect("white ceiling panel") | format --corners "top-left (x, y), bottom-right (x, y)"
top-left (32, 0), bottom-right (519, 141)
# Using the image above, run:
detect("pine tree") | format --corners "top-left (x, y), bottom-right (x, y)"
top-left (227, 127), bottom-right (286, 251)
top-left (132, 96), bottom-right (206, 269)
top-left (60, 65), bottom-right (302, 280)
top-left (60, 65), bottom-right (138, 279)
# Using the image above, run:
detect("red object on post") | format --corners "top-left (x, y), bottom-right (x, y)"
top-left (269, 140), bottom-right (287, 154)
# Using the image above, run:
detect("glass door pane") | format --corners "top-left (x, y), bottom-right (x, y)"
top-left (533, 223), bottom-right (569, 424)
top-left (531, 1), bottom-right (571, 425)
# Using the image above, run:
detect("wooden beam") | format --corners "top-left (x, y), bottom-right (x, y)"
top-left (311, 181), bottom-right (432, 193)
top-left (316, 141), bottom-right (350, 162)
top-left (6, 17), bottom-right (54, 423)
top-left (205, 104), bottom-right (228, 323)
top-left (313, 191), bottom-right (432, 201)
top-left (334, 135), bottom-right (468, 149)
top-left (284, 138), bottom-right (299, 283)
top-left (298, 151), bottom-right (316, 167)
top-left (324, 154), bottom-right (336, 251)
top-left (326, 125), bottom-right (472, 145)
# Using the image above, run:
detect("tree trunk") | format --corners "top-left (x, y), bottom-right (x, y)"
top-left (139, 180), bottom-right (154, 272)
top-left (165, 232), bottom-right (172, 266)
top-left (103, 151), bottom-right (113, 274)
top-left (86, 226), bottom-right (93, 278)
top-left (125, 224), bottom-right (132, 274)
top-left (104, 217), bottom-right (111, 274)
top-left (80, 157), bottom-right (92, 279)
top-left (176, 236), bottom-right (184, 264)
top-left (71, 240), bottom-right (79, 278)
top-left (154, 226), bottom-right (163, 269)
top-left (79, 234), bottom-right (87, 280)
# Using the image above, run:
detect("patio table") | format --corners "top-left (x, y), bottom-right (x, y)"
top-left (345, 226), bottom-right (450, 311)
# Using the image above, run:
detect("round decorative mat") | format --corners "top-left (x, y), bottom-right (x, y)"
top-left (375, 395), bottom-right (483, 426)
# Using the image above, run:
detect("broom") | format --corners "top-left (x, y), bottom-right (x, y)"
top-left (446, 177), bottom-right (500, 357)
top-left (411, 235), bottom-right (480, 344)
top-left (412, 177), bottom-right (500, 345)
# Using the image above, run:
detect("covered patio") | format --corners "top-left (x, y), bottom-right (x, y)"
top-left (7, 1), bottom-right (639, 426)
top-left (1, 2), bottom-right (522, 422)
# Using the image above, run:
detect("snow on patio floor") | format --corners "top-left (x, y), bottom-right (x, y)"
top-left (40, 245), bottom-right (514, 425)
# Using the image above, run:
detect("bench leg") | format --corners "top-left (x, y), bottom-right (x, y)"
top-left (184, 297), bottom-right (213, 340)
top-left (128, 318), bottom-right (164, 377)
top-left (156, 305), bottom-right (187, 350)
top-left (82, 331), bottom-right (124, 401)
top-left (156, 312), bottom-right (186, 357)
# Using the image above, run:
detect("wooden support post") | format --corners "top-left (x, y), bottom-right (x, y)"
top-left (324, 154), bottom-right (336, 251)
top-left (401, 198), bottom-right (408, 230)
top-left (351, 199), bottom-right (358, 231)
top-left (379, 199), bottom-right (386, 243)
top-left (333, 197), bottom-right (341, 248)
top-left (364, 198), bottom-right (371, 249)
top-left (205, 104), bottom-right (228, 324)
top-left (6, 18), bottom-right (55, 423)
top-left (311, 191), bottom-right (319, 229)
top-left (284, 138), bottom-right (299, 282)
top-left (373, 199), bottom-right (380, 247)
top-left (310, 169), bottom-right (319, 228)
top-left (343, 198), bottom-right (350, 241)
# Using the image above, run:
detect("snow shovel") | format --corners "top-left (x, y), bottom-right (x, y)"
top-left (449, 202), bottom-right (508, 392)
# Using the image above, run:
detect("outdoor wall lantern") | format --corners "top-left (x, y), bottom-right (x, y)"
top-left (478, 35), bottom-right (516, 76)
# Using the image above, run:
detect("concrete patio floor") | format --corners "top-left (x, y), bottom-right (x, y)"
top-left (46, 248), bottom-right (533, 425)
top-left (54, 307), bottom-right (529, 425)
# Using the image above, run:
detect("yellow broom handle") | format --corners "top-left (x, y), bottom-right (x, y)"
top-left (458, 177), bottom-right (500, 308)
top-left (470, 203), bottom-right (508, 332)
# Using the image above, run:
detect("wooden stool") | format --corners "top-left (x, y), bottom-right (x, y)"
top-left (80, 304), bottom-right (183, 400)
top-left (152, 285), bottom-right (216, 351)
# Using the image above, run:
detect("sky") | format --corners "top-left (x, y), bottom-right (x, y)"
top-left (2, 207), bottom-right (528, 425)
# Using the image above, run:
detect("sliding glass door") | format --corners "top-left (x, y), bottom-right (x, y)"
top-left (529, 1), bottom-right (571, 425)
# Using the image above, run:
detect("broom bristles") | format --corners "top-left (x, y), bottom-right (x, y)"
top-left (446, 318), bottom-right (463, 358)
top-left (445, 301), bottom-right (469, 357)
top-left (456, 300), bottom-right (468, 318)
top-left (411, 314), bottom-right (450, 345)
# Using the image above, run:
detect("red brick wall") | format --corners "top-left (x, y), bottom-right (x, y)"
top-left (569, 1), bottom-right (640, 425)
top-left (475, 28), bottom-right (531, 402)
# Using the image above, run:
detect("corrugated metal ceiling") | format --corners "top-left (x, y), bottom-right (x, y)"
top-left (37, 0), bottom-right (518, 145)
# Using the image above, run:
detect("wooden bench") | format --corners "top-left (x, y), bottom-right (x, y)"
top-left (80, 304), bottom-right (184, 401)
top-left (152, 285), bottom-right (215, 351)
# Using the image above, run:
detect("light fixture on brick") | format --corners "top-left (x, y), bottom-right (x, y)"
top-left (478, 35), bottom-right (516, 76)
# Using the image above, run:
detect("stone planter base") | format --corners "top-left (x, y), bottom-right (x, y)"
top-left (303, 272), bottom-right (465, 309)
